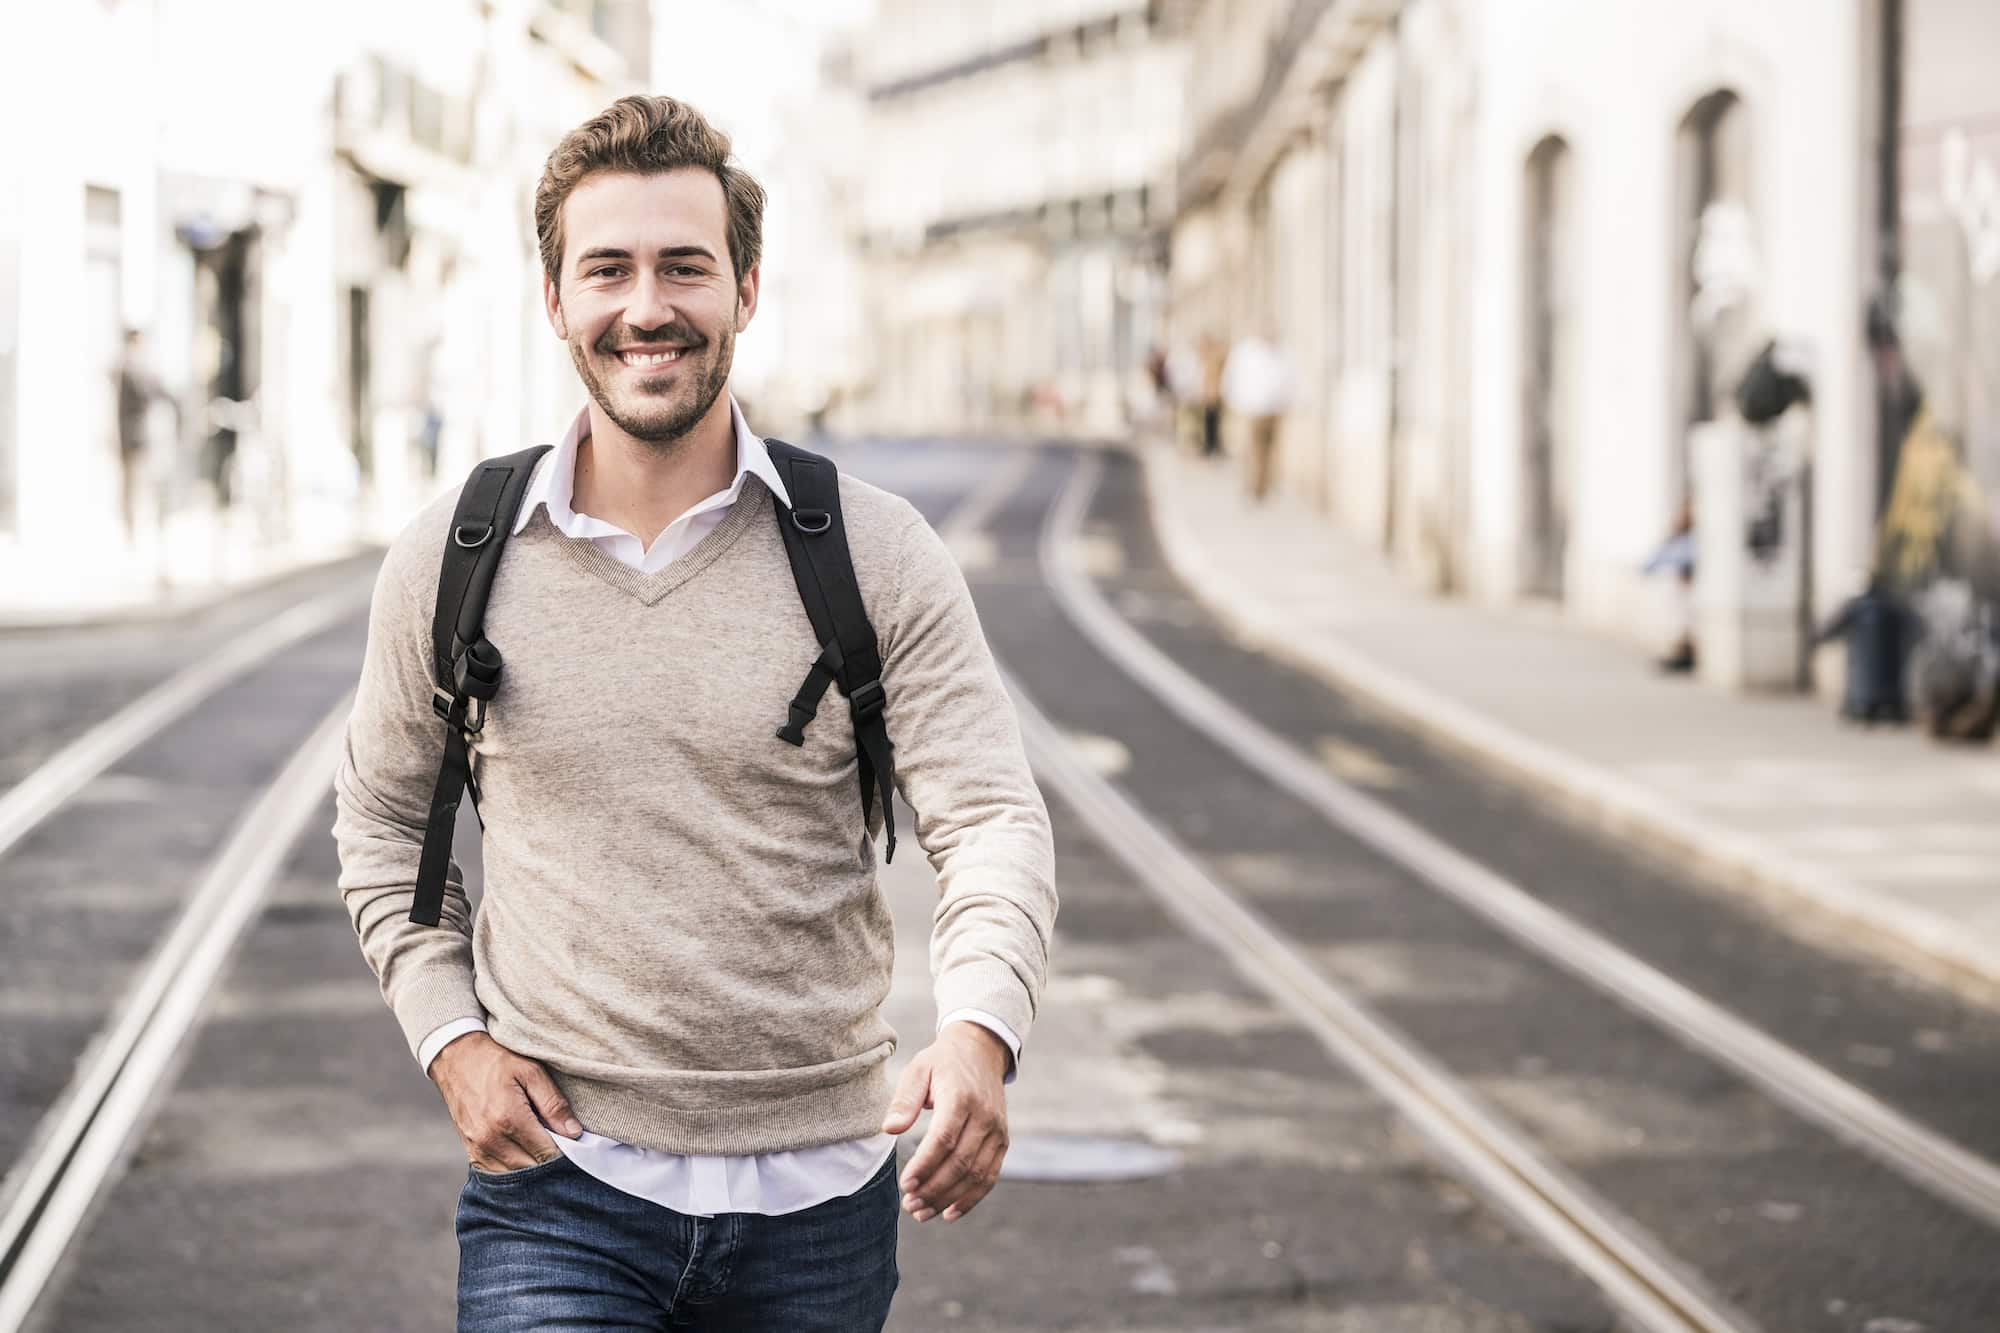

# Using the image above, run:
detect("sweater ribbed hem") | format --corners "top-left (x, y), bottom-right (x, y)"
top-left (548, 1047), bottom-right (895, 1156)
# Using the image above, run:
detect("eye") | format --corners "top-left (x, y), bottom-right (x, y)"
top-left (589, 266), bottom-right (622, 279)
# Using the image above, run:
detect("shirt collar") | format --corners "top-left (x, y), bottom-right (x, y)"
top-left (513, 394), bottom-right (792, 537)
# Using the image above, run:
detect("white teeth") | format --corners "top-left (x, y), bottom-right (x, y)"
top-left (620, 349), bottom-right (683, 366)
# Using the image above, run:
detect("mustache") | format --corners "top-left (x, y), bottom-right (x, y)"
top-left (599, 324), bottom-right (705, 353)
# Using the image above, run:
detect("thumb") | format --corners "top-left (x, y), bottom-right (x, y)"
top-left (516, 1062), bottom-right (583, 1138)
top-left (881, 1057), bottom-right (933, 1134)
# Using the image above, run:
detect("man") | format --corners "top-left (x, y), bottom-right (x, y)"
top-left (334, 95), bottom-right (1057, 1331)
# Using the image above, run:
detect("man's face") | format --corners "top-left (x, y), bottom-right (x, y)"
top-left (543, 168), bottom-right (758, 447)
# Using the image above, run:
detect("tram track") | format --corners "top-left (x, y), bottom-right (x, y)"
top-left (920, 456), bottom-right (1745, 1332)
top-left (4, 441), bottom-right (1993, 1330)
top-left (0, 702), bottom-right (351, 1330)
top-left (0, 577), bottom-right (371, 1332)
top-left (925, 441), bottom-right (2000, 1331)
top-left (0, 581), bottom-right (366, 861)
top-left (1041, 451), bottom-right (2000, 1232)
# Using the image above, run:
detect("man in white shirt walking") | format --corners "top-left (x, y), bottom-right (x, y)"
top-left (334, 94), bottom-right (1057, 1331)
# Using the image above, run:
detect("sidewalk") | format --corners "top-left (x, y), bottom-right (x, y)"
top-left (0, 500), bottom-right (374, 630)
top-left (1140, 443), bottom-right (2000, 997)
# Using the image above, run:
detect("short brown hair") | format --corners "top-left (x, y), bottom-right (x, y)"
top-left (534, 95), bottom-right (765, 288)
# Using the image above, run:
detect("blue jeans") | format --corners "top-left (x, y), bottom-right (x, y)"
top-left (455, 1150), bottom-right (900, 1331)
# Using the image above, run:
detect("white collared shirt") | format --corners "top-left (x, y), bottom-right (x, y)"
top-left (418, 397), bottom-right (1020, 1217)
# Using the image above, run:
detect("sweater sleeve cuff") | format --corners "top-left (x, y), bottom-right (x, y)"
top-left (933, 957), bottom-right (1034, 1056)
top-left (390, 967), bottom-right (486, 1065)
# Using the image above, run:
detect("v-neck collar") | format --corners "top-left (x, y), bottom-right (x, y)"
top-left (532, 474), bottom-right (773, 606)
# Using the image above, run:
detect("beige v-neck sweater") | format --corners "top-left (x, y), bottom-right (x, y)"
top-left (333, 469), bottom-right (1056, 1156)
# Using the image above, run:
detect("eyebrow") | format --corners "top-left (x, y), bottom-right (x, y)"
top-left (574, 245), bottom-right (718, 269)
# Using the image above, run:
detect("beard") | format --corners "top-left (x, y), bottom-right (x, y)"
top-left (568, 316), bottom-right (735, 449)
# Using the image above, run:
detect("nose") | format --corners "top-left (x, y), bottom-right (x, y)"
top-left (621, 269), bottom-right (679, 338)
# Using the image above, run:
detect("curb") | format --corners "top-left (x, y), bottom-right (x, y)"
top-left (1129, 439), bottom-right (2000, 1002)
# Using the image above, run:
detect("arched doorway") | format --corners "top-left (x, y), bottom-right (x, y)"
top-left (1521, 135), bottom-right (1572, 600)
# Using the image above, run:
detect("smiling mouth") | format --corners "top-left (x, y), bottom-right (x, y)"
top-left (616, 347), bottom-right (689, 368)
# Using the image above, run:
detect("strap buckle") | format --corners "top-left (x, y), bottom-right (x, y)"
top-left (431, 687), bottom-right (488, 736)
top-left (791, 508), bottom-right (832, 535)
top-left (848, 678), bottom-right (886, 721)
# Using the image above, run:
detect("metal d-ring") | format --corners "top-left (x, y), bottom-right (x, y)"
top-left (454, 523), bottom-right (493, 548)
top-left (791, 508), bottom-right (832, 535)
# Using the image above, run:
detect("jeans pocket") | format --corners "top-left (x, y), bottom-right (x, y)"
top-left (467, 1153), bottom-right (570, 1184)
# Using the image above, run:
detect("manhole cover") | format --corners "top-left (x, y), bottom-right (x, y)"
top-left (1000, 1134), bottom-right (1183, 1183)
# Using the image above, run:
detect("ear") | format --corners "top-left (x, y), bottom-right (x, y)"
top-left (734, 263), bottom-right (761, 332)
top-left (542, 270), bottom-right (568, 340)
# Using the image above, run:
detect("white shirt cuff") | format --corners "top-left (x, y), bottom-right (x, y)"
top-left (418, 1016), bottom-right (488, 1074)
top-left (938, 1007), bottom-right (1022, 1084)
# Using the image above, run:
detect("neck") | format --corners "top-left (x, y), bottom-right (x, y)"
top-left (573, 393), bottom-right (738, 548)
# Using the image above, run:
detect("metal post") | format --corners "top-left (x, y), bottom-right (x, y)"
top-left (1874, 0), bottom-right (1904, 519)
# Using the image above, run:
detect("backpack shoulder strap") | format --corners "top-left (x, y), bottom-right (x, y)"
top-left (764, 440), bottom-right (900, 863)
top-left (429, 445), bottom-right (552, 698)
top-left (411, 444), bottom-right (551, 926)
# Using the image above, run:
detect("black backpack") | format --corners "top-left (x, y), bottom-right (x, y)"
top-left (408, 440), bottom-right (899, 927)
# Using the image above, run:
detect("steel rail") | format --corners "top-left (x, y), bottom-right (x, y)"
top-left (0, 581), bottom-right (368, 866)
top-left (0, 703), bottom-right (352, 1331)
top-left (1041, 451), bottom-right (2000, 1231)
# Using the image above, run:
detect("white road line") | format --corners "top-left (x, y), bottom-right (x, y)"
top-left (0, 700), bottom-right (352, 1332)
top-left (1042, 451), bottom-right (2000, 1231)
top-left (0, 582), bottom-right (368, 865)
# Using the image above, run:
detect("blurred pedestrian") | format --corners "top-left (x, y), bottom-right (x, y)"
top-left (114, 328), bottom-right (180, 542)
top-left (333, 95), bottom-right (1055, 1333)
top-left (1197, 331), bottom-right (1226, 457)
top-left (1643, 499), bottom-right (1697, 672)
top-left (1816, 574), bottom-right (1910, 724)
top-left (1221, 331), bottom-right (1295, 501)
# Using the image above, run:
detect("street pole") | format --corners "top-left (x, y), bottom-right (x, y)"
top-left (1873, 0), bottom-right (1904, 520)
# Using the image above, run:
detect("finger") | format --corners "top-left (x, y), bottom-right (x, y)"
top-left (881, 1058), bottom-right (933, 1136)
top-left (467, 1125), bottom-right (537, 1172)
top-left (899, 1101), bottom-right (970, 1203)
top-left (939, 1136), bottom-right (1009, 1221)
top-left (915, 1119), bottom-right (1000, 1219)
top-left (500, 1112), bottom-right (561, 1165)
top-left (497, 1080), bottom-right (560, 1164)
top-left (516, 1064), bottom-right (583, 1138)
top-left (912, 1135), bottom-right (990, 1221)
top-left (905, 1107), bottom-right (987, 1213)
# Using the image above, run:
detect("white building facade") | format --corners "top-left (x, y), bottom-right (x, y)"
top-left (844, 0), bottom-right (1191, 437)
top-left (0, 0), bottom-right (649, 618)
top-left (1173, 0), bottom-right (1894, 677)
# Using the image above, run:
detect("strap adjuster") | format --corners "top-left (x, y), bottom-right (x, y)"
top-left (848, 678), bottom-right (886, 721)
top-left (432, 688), bottom-right (489, 735)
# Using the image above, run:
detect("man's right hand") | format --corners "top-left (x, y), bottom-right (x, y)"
top-left (429, 1031), bottom-right (583, 1172)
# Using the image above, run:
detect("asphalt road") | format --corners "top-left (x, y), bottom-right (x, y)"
top-left (2, 439), bottom-right (1994, 1332)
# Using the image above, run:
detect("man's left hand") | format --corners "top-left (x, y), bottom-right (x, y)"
top-left (881, 1021), bottom-right (1012, 1223)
